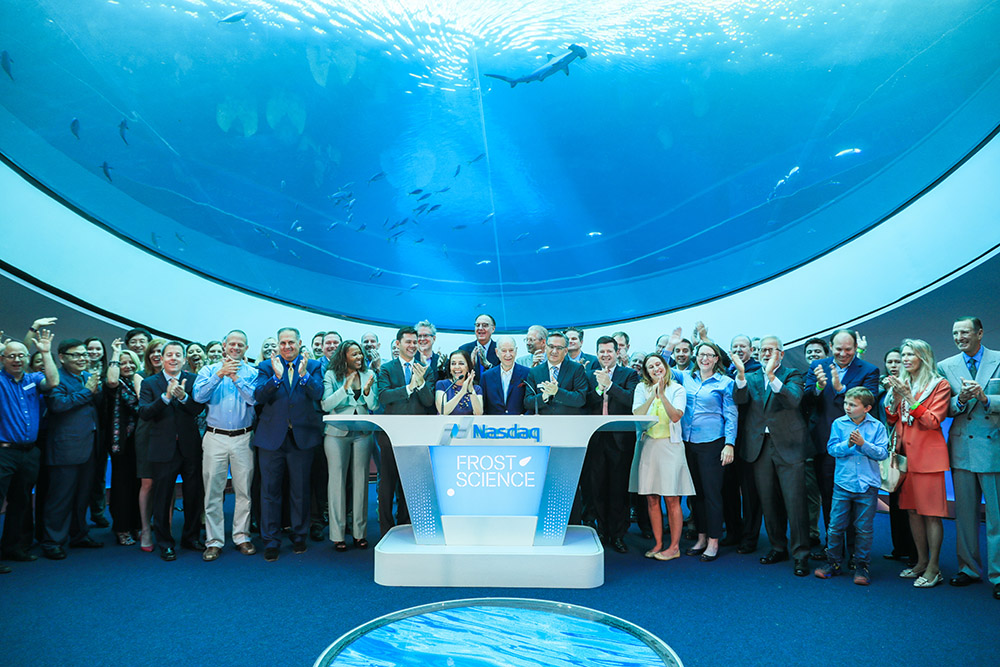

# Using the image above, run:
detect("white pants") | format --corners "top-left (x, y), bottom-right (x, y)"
top-left (324, 433), bottom-right (373, 542)
top-left (202, 430), bottom-right (254, 548)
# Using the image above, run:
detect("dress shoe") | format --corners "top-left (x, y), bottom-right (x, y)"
top-left (793, 559), bottom-right (809, 576)
top-left (0, 563), bottom-right (10, 574)
top-left (43, 547), bottom-right (67, 560)
top-left (2, 549), bottom-right (37, 562)
top-left (181, 539), bottom-right (206, 551)
top-left (611, 537), bottom-right (628, 554)
top-left (653, 549), bottom-right (680, 561)
top-left (685, 546), bottom-right (706, 557)
top-left (264, 547), bottom-right (279, 562)
top-left (700, 551), bottom-right (718, 562)
top-left (353, 538), bottom-right (369, 549)
top-left (69, 537), bottom-right (103, 549)
top-left (899, 566), bottom-right (925, 579)
top-left (993, 583), bottom-right (1000, 600)
top-left (236, 542), bottom-right (257, 556)
top-left (736, 542), bottom-right (757, 555)
top-left (949, 572), bottom-right (981, 587)
top-left (202, 546), bottom-right (221, 561)
top-left (759, 550), bottom-right (789, 565)
top-left (914, 572), bottom-right (943, 588)
top-left (309, 523), bottom-right (325, 542)
top-left (809, 549), bottom-right (827, 561)
top-left (160, 546), bottom-right (177, 562)
top-left (292, 540), bottom-right (307, 554)
top-left (91, 514), bottom-right (110, 529)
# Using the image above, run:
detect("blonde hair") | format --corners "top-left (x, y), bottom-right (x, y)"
top-left (900, 338), bottom-right (941, 393)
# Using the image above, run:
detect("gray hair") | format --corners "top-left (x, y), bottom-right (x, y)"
top-left (760, 335), bottom-right (783, 351)
top-left (495, 335), bottom-right (517, 348)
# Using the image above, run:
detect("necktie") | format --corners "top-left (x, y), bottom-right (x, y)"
top-left (967, 357), bottom-right (978, 377)
top-left (602, 390), bottom-right (609, 416)
top-left (287, 364), bottom-right (294, 388)
top-left (404, 362), bottom-right (412, 384)
top-left (550, 365), bottom-right (559, 382)
top-left (502, 371), bottom-right (510, 400)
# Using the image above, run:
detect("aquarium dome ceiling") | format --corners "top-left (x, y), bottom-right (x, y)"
top-left (1, 1), bottom-right (999, 331)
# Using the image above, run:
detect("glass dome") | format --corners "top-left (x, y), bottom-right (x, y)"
top-left (1, 0), bottom-right (998, 330)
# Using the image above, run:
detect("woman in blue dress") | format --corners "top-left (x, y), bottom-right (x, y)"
top-left (435, 349), bottom-right (483, 416)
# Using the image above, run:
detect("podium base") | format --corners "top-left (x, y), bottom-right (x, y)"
top-left (374, 525), bottom-right (604, 588)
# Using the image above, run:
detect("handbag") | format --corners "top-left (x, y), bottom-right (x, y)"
top-left (880, 426), bottom-right (908, 493)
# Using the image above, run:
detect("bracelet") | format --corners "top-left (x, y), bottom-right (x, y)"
top-left (29, 327), bottom-right (38, 333)
top-left (109, 361), bottom-right (120, 366)
top-left (909, 401), bottom-right (921, 410)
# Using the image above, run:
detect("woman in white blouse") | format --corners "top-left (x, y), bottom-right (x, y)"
top-left (631, 353), bottom-right (695, 561)
top-left (321, 340), bottom-right (379, 551)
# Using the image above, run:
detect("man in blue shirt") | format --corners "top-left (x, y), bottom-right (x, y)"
top-left (193, 330), bottom-right (257, 561)
top-left (0, 330), bottom-right (58, 571)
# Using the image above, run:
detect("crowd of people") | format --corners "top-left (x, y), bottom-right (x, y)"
top-left (0, 314), bottom-right (997, 600)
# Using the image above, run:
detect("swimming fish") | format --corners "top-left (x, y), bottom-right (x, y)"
top-left (368, 269), bottom-right (383, 280)
top-left (119, 118), bottom-right (129, 145)
top-left (408, 283), bottom-right (419, 290)
top-left (428, 204), bottom-right (441, 212)
top-left (326, 222), bottom-right (339, 231)
top-left (357, 223), bottom-right (366, 231)
top-left (476, 260), bottom-right (491, 265)
top-left (100, 161), bottom-right (113, 182)
top-left (218, 10), bottom-right (248, 23)
top-left (1, 51), bottom-right (12, 81)
top-left (368, 170), bottom-right (387, 184)
top-left (485, 44), bottom-right (587, 88)
top-left (587, 231), bottom-right (602, 237)
top-left (70, 118), bottom-right (80, 139)
top-left (289, 219), bottom-right (300, 231)
top-left (270, 239), bottom-right (279, 250)
top-left (481, 213), bottom-right (494, 225)
top-left (468, 153), bottom-right (485, 164)
top-left (436, 187), bottom-right (450, 193)
top-left (413, 237), bottom-right (424, 244)
top-left (289, 249), bottom-right (300, 259)
top-left (409, 189), bottom-right (423, 195)
top-left (150, 232), bottom-right (160, 249)
top-left (417, 192), bottom-right (432, 201)
top-left (513, 232), bottom-right (529, 242)
top-left (452, 224), bottom-right (468, 230)
top-left (536, 245), bottom-right (550, 253)
top-left (834, 148), bottom-right (862, 157)
top-left (454, 164), bottom-right (461, 177)
top-left (328, 190), bottom-right (352, 201)
top-left (175, 232), bottom-right (187, 244)
top-left (414, 203), bottom-right (429, 214)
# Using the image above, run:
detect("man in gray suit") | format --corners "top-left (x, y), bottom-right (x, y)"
top-left (733, 335), bottom-right (811, 577)
top-left (939, 316), bottom-right (1000, 599)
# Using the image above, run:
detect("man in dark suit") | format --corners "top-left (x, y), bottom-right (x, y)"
top-left (734, 336), bottom-right (811, 576)
top-left (583, 336), bottom-right (639, 552)
top-left (41, 339), bottom-right (104, 559)
top-left (253, 327), bottom-right (324, 562)
top-left (565, 327), bottom-right (598, 366)
top-left (459, 313), bottom-right (500, 381)
top-left (726, 334), bottom-right (762, 552)
top-left (139, 341), bottom-right (205, 561)
top-left (376, 326), bottom-right (433, 535)
top-left (803, 329), bottom-right (880, 557)
top-left (524, 331), bottom-right (588, 415)
top-left (481, 336), bottom-right (529, 415)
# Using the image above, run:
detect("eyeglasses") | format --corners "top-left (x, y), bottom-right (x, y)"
top-left (547, 345), bottom-right (567, 351)
top-left (696, 353), bottom-right (717, 359)
top-left (3, 353), bottom-right (27, 360)
top-left (62, 353), bottom-right (87, 359)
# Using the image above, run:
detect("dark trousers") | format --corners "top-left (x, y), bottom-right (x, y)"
top-left (42, 453), bottom-right (95, 549)
top-left (685, 439), bottom-right (725, 539)
top-left (0, 446), bottom-right (40, 554)
top-left (887, 488), bottom-right (917, 560)
top-left (258, 431), bottom-right (313, 549)
top-left (584, 432), bottom-right (633, 540)
top-left (89, 450), bottom-right (109, 519)
top-left (109, 447), bottom-right (140, 534)
top-left (310, 446), bottom-right (328, 526)
top-left (150, 448), bottom-right (203, 548)
top-left (754, 437), bottom-right (810, 560)
top-left (737, 456), bottom-right (762, 546)
top-left (632, 492), bottom-right (652, 533)
top-left (376, 432), bottom-right (408, 536)
top-left (721, 460), bottom-right (744, 539)
top-left (814, 451), bottom-right (836, 531)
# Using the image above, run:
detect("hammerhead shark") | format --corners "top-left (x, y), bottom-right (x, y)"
top-left (485, 44), bottom-right (587, 88)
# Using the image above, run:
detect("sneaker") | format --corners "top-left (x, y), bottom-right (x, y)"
top-left (814, 562), bottom-right (841, 579)
top-left (853, 565), bottom-right (871, 586)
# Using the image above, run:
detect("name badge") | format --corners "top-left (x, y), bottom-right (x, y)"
top-left (23, 382), bottom-right (36, 391)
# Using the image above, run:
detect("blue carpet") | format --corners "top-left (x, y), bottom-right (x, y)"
top-left (2, 487), bottom-right (998, 666)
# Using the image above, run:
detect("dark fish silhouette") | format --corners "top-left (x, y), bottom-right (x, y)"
top-left (485, 44), bottom-right (587, 88)
top-left (469, 153), bottom-right (485, 164)
top-left (368, 170), bottom-right (387, 184)
top-left (118, 119), bottom-right (129, 145)
top-left (454, 164), bottom-right (461, 177)
top-left (1, 51), bottom-right (12, 81)
top-left (437, 187), bottom-right (450, 193)
top-left (100, 161), bottom-right (113, 182)
top-left (414, 203), bottom-right (429, 214)
top-left (218, 10), bottom-right (247, 23)
top-left (368, 269), bottom-right (383, 280)
top-left (452, 224), bottom-right (467, 230)
top-left (328, 190), bottom-right (352, 201)
top-left (417, 193), bottom-right (432, 201)
top-left (428, 204), bottom-right (441, 212)
top-left (70, 118), bottom-right (80, 139)
top-left (409, 189), bottom-right (423, 195)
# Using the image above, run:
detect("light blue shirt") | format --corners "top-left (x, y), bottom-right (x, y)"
top-left (675, 370), bottom-right (738, 445)
top-left (827, 412), bottom-right (889, 493)
top-left (193, 360), bottom-right (257, 430)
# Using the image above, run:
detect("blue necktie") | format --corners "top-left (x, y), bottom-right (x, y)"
top-left (967, 357), bottom-right (978, 377)
top-left (404, 362), bottom-right (412, 384)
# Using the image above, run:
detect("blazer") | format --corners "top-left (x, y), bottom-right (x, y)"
top-left (252, 357), bottom-right (325, 451)
top-left (138, 371), bottom-right (205, 463)
top-left (570, 352), bottom-right (598, 367)
top-left (803, 355), bottom-right (880, 455)
top-left (524, 359), bottom-right (589, 415)
top-left (733, 366), bottom-right (809, 465)
top-left (321, 368), bottom-right (379, 436)
top-left (459, 340), bottom-right (500, 380)
top-left (45, 369), bottom-right (102, 466)
top-left (416, 351), bottom-right (447, 405)
top-left (376, 358), bottom-right (434, 415)
top-left (939, 347), bottom-right (1000, 472)
top-left (481, 363), bottom-right (530, 415)
top-left (886, 378), bottom-right (951, 473)
top-left (584, 362), bottom-right (639, 416)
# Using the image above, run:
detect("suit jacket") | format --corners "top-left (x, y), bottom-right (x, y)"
top-left (570, 352), bottom-right (598, 367)
top-left (138, 371), bottom-right (205, 463)
top-left (459, 340), bottom-right (500, 380)
top-left (939, 347), bottom-right (1000, 472)
top-left (584, 362), bottom-right (639, 416)
top-left (416, 351), bottom-right (447, 408)
top-left (45, 369), bottom-right (102, 466)
top-left (524, 359), bottom-right (589, 415)
top-left (802, 355), bottom-right (880, 455)
top-left (321, 368), bottom-right (379, 437)
top-left (376, 358), bottom-right (434, 415)
top-left (481, 363), bottom-right (530, 415)
top-left (252, 357), bottom-right (325, 451)
top-left (733, 366), bottom-right (809, 465)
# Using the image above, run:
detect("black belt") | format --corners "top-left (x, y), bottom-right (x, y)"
top-left (206, 426), bottom-right (252, 437)
top-left (0, 442), bottom-right (35, 451)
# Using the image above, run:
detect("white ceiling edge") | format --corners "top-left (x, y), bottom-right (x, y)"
top-left (1, 133), bottom-right (998, 356)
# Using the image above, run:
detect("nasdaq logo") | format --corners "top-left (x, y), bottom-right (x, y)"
top-left (472, 424), bottom-right (541, 442)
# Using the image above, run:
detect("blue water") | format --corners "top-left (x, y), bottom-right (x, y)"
top-left (1, 1), bottom-right (999, 328)
top-left (327, 603), bottom-right (673, 666)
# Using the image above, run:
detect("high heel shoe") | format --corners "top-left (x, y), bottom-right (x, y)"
top-left (140, 528), bottom-right (154, 553)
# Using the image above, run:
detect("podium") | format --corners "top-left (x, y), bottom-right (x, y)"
top-left (325, 414), bottom-right (654, 588)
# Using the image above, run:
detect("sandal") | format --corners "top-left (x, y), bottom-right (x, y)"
top-left (116, 532), bottom-right (136, 546)
top-left (334, 541), bottom-right (348, 552)
top-left (354, 538), bottom-right (369, 549)
top-left (899, 566), bottom-right (925, 579)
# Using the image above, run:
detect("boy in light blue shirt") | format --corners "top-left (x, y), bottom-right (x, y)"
top-left (815, 387), bottom-right (889, 585)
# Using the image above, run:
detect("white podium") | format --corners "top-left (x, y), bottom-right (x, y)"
top-left (325, 414), bottom-right (654, 588)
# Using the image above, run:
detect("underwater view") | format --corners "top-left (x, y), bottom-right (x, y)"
top-left (1, 1), bottom-right (999, 330)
